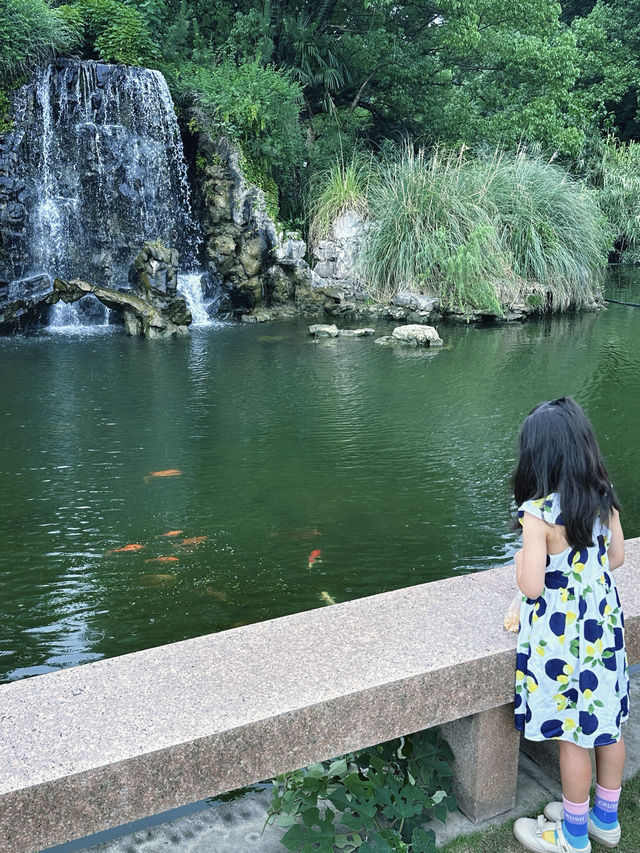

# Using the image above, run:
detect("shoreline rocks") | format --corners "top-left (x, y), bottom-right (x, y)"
top-left (54, 277), bottom-right (191, 339)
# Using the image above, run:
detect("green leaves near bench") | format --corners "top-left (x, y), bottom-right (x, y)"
top-left (266, 729), bottom-right (456, 852)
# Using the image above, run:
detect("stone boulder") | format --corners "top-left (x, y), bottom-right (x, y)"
top-left (392, 291), bottom-right (441, 314)
top-left (309, 323), bottom-right (339, 338)
top-left (391, 324), bottom-right (443, 347)
top-left (54, 278), bottom-right (191, 339)
top-left (129, 243), bottom-right (179, 295)
top-left (338, 328), bottom-right (376, 337)
top-left (0, 274), bottom-right (56, 332)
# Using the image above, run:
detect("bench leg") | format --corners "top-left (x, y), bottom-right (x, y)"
top-left (440, 704), bottom-right (520, 822)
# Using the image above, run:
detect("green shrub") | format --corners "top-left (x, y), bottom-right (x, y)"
top-left (0, 90), bottom-right (12, 132)
top-left (307, 153), bottom-right (375, 246)
top-left (357, 145), bottom-right (610, 314)
top-left (0, 0), bottom-right (80, 83)
top-left (267, 729), bottom-right (456, 852)
top-left (174, 59), bottom-right (304, 220)
top-left (66, 0), bottom-right (159, 66)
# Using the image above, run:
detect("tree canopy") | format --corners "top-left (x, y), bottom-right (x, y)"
top-left (3, 0), bottom-right (640, 217)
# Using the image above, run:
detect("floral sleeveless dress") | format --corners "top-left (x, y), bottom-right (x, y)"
top-left (514, 494), bottom-right (629, 747)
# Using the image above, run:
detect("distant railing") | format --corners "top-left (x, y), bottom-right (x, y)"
top-left (1, 539), bottom-right (639, 853)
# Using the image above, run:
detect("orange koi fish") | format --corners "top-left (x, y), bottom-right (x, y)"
top-left (160, 530), bottom-right (183, 537)
top-left (145, 556), bottom-right (179, 564)
top-left (143, 469), bottom-right (182, 483)
top-left (308, 549), bottom-right (322, 568)
top-left (107, 543), bottom-right (144, 554)
top-left (179, 536), bottom-right (207, 546)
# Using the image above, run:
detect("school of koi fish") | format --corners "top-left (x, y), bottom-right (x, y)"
top-left (106, 469), bottom-right (338, 605)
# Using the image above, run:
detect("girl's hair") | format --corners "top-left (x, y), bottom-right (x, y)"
top-left (512, 397), bottom-right (619, 548)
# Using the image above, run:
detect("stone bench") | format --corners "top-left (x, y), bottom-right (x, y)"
top-left (1, 538), bottom-right (639, 853)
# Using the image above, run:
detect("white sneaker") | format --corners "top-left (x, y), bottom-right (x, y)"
top-left (543, 802), bottom-right (621, 848)
top-left (513, 814), bottom-right (592, 852)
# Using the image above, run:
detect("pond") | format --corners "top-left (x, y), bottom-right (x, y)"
top-left (1, 269), bottom-right (639, 683)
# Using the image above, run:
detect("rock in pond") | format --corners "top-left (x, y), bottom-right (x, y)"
top-left (309, 324), bottom-right (339, 338)
top-left (392, 324), bottom-right (443, 347)
top-left (338, 328), bottom-right (376, 337)
top-left (392, 292), bottom-right (441, 314)
top-left (54, 277), bottom-right (191, 339)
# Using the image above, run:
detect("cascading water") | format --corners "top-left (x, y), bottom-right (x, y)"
top-left (4, 60), bottom-right (203, 328)
top-left (177, 273), bottom-right (221, 326)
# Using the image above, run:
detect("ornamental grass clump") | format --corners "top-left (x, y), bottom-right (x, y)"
top-left (357, 146), bottom-right (509, 313)
top-left (307, 153), bottom-right (375, 246)
top-left (357, 145), bottom-right (610, 315)
top-left (589, 137), bottom-right (640, 263)
top-left (482, 149), bottom-right (610, 310)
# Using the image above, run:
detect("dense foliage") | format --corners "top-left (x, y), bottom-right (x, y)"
top-left (348, 146), bottom-right (609, 314)
top-left (3, 1), bottom-right (640, 207)
top-left (0, 0), bottom-right (79, 83)
top-left (267, 729), bottom-right (456, 852)
top-left (2, 0), bottom-right (640, 292)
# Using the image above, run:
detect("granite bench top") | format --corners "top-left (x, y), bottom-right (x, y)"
top-left (1, 538), bottom-right (639, 853)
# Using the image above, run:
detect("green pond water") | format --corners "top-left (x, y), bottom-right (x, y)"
top-left (1, 270), bottom-right (639, 683)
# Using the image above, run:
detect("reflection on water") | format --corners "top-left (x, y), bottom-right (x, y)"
top-left (1, 270), bottom-right (640, 682)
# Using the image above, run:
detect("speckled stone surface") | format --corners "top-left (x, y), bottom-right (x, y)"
top-left (2, 538), bottom-right (639, 853)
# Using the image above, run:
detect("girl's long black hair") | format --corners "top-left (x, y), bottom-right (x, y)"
top-left (512, 397), bottom-right (619, 549)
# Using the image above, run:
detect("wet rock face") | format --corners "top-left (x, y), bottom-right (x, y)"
top-left (311, 212), bottom-right (369, 291)
top-left (54, 276), bottom-right (191, 339)
top-left (130, 242), bottom-right (179, 295)
top-left (188, 121), bottom-right (314, 318)
top-left (0, 60), bottom-right (197, 303)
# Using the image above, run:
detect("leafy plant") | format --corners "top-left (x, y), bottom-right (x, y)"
top-left (307, 152), bottom-right (375, 245)
top-left (66, 0), bottom-right (159, 66)
top-left (172, 58), bottom-right (304, 219)
top-left (0, 0), bottom-right (81, 84)
top-left (266, 729), bottom-right (456, 852)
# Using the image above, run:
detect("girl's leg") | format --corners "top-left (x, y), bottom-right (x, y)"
top-left (595, 737), bottom-right (625, 790)
top-left (592, 738), bottom-right (625, 831)
top-left (558, 740), bottom-right (592, 802)
top-left (558, 741), bottom-right (591, 849)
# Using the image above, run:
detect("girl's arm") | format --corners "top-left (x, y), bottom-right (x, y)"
top-left (608, 508), bottom-right (625, 570)
top-left (516, 513), bottom-right (548, 599)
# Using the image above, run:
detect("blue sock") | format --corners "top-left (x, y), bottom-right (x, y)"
top-left (591, 782), bottom-right (620, 827)
top-left (562, 796), bottom-right (589, 850)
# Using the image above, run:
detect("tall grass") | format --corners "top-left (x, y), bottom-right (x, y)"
top-left (355, 146), bottom-right (610, 314)
top-left (306, 153), bottom-right (375, 246)
top-left (589, 137), bottom-right (640, 263)
top-left (357, 147), bottom-right (509, 313)
top-left (484, 149), bottom-right (611, 309)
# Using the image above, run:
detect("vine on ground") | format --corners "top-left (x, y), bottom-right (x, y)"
top-left (266, 729), bottom-right (456, 852)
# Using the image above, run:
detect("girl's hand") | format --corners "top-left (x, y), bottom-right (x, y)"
top-left (504, 590), bottom-right (521, 632)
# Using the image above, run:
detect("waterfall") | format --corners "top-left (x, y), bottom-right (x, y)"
top-left (4, 60), bottom-right (200, 328)
top-left (177, 273), bottom-right (223, 327)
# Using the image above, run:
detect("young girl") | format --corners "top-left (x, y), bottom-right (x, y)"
top-left (511, 398), bottom-right (629, 853)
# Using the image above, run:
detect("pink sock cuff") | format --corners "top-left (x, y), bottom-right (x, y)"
top-left (563, 795), bottom-right (590, 815)
top-left (595, 783), bottom-right (621, 800)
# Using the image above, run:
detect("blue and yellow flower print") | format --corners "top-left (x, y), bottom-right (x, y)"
top-left (514, 493), bottom-right (629, 747)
